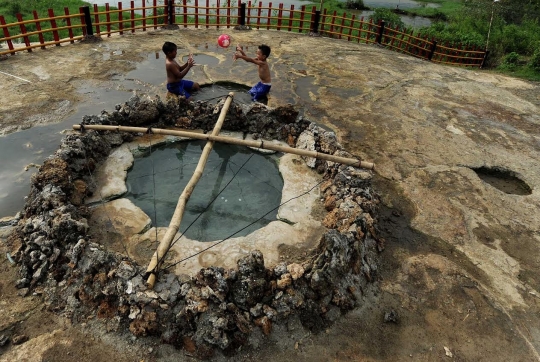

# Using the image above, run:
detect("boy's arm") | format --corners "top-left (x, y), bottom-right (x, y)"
top-left (167, 58), bottom-right (195, 79)
top-left (233, 53), bottom-right (264, 65)
top-left (235, 44), bottom-right (246, 57)
top-left (177, 54), bottom-right (194, 71)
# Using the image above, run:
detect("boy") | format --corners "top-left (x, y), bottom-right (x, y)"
top-left (233, 44), bottom-right (271, 101)
top-left (162, 41), bottom-right (200, 99)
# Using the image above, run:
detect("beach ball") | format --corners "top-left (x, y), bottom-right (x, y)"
top-left (217, 34), bottom-right (230, 48)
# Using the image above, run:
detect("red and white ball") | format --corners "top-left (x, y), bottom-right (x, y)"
top-left (217, 34), bottom-right (230, 48)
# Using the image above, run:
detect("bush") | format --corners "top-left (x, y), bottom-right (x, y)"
top-left (499, 52), bottom-right (520, 71)
top-left (342, 0), bottom-right (368, 10)
top-left (529, 47), bottom-right (540, 71)
top-left (369, 8), bottom-right (405, 30)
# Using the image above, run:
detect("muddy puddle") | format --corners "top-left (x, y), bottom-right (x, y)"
top-left (0, 86), bottom-right (132, 219)
top-left (472, 166), bottom-right (532, 195)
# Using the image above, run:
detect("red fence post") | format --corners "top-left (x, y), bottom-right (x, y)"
top-left (16, 13), bottom-right (31, 52)
top-left (194, 0), bottom-right (199, 28)
top-left (320, 8), bottom-right (327, 34)
top-left (94, 4), bottom-right (101, 35)
top-left (164, 0), bottom-right (169, 25)
top-left (277, 3), bottom-right (283, 31)
top-left (339, 12), bottom-right (346, 39)
top-left (142, 0), bottom-right (147, 31)
top-left (0, 16), bottom-right (15, 54)
top-left (206, 0), bottom-right (209, 28)
top-left (298, 5), bottom-right (306, 33)
top-left (267, 2), bottom-right (272, 30)
top-left (329, 10), bottom-right (336, 37)
top-left (48, 9), bottom-right (61, 46)
top-left (131, 1), bottom-right (135, 33)
top-left (217, 0), bottom-right (220, 29)
top-left (153, 0), bottom-right (158, 29)
top-left (32, 11), bottom-right (46, 49)
top-left (227, 0), bottom-right (231, 28)
top-left (288, 5), bottom-right (293, 32)
top-left (79, 7), bottom-right (87, 36)
top-left (347, 14), bottom-right (354, 41)
top-left (64, 7), bottom-right (75, 43)
top-left (119, 2), bottom-right (124, 34)
top-left (247, 1), bottom-right (252, 25)
top-left (184, 0), bottom-right (188, 28)
top-left (257, 2), bottom-right (262, 29)
top-left (106, 3), bottom-right (112, 36)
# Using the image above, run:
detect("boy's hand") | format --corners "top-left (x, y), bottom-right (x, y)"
top-left (236, 44), bottom-right (243, 52)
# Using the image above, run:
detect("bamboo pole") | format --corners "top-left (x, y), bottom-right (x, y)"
top-left (146, 92), bottom-right (233, 288)
top-left (72, 126), bottom-right (375, 170)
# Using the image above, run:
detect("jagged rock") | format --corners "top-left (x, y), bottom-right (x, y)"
top-left (287, 263), bottom-right (305, 280)
top-left (9, 93), bottom-right (381, 357)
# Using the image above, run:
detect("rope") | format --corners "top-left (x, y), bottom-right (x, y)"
top-left (162, 173), bottom-right (328, 271)
top-left (151, 150), bottom-right (255, 273)
top-left (148, 134), bottom-right (159, 249)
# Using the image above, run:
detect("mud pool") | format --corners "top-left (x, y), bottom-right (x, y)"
top-left (472, 166), bottom-right (532, 195)
top-left (124, 140), bottom-right (284, 241)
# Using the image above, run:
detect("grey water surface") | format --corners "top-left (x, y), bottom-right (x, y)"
top-left (125, 140), bottom-right (283, 241)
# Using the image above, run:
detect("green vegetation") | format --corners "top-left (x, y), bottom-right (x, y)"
top-left (2, 0), bottom-right (539, 80)
top-left (0, 0), bottom-right (165, 44)
top-left (415, 0), bottom-right (540, 77)
top-left (317, 0), bottom-right (540, 80)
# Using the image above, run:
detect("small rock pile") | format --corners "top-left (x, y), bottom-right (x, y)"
top-left (8, 94), bottom-right (383, 358)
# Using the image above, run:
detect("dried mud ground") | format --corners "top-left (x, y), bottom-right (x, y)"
top-left (1, 29), bottom-right (540, 361)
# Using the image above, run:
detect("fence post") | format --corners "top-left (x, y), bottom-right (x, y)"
top-left (168, 0), bottom-right (174, 25)
top-left (240, 3), bottom-right (246, 26)
top-left (311, 10), bottom-right (320, 34)
top-left (82, 6), bottom-right (94, 36)
top-left (428, 40), bottom-right (437, 61)
top-left (375, 20), bottom-right (385, 44)
top-left (481, 50), bottom-right (489, 68)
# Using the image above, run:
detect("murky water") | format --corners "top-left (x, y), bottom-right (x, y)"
top-left (195, 81), bottom-right (254, 104)
top-left (472, 167), bottom-right (532, 195)
top-left (125, 140), bottom-right (283, 241)
top-left (0, 86), bottom-right (133, 218)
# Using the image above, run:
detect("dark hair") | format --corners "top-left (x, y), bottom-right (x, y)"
top-left (162, 41), bottom-right (177, 55)
top-left (259, 44), bottom-right (271, 58)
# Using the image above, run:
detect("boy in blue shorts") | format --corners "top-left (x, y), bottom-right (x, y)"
top-left (233, 44), bottom-right (271, 101)
top-left (162, 41), bottom-right (200, 99)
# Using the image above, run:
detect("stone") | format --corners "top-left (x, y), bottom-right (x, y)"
top-left (287, 263), bottom-right (305, 280)
top-left (90, 198), bottom-right (152, 236)
top-left (85, 144), bottom-right (134, 204)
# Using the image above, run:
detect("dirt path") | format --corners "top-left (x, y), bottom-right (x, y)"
top-left (1, 29), bottom-right (540, 361)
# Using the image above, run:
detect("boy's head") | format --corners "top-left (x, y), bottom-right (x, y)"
top-left (162, 41), bottom-right (178, 56)
top-left (257, 44), bottom-right (271, 60)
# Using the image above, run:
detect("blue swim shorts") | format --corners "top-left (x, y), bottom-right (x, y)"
top-left (248, 82), bottom-right (271, 101)
top-left (167, 79), bottom-right (195, 99)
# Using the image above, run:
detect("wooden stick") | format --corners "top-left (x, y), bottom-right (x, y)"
top-left (72, 126), bottom-right (375, 170)
top-left (145, 92), bottom-right (234, 288)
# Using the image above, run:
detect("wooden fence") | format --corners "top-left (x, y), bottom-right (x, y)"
top-left (0, 0), bottom-right (488, 67)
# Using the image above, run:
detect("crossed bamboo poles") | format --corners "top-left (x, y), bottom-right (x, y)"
top-left (73, 92), bottom-right (374, 288)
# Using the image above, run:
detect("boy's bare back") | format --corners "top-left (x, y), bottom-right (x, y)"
top-left (165, 58), bottom-right (184, 84)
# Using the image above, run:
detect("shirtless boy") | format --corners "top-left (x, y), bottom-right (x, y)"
top-left (233, 44), bottom-right (271, 101)
top-left (162, 41), bottom-right (200, 99)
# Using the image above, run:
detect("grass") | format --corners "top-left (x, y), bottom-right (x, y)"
top-left (496, 67), bottom-right (540, 82)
